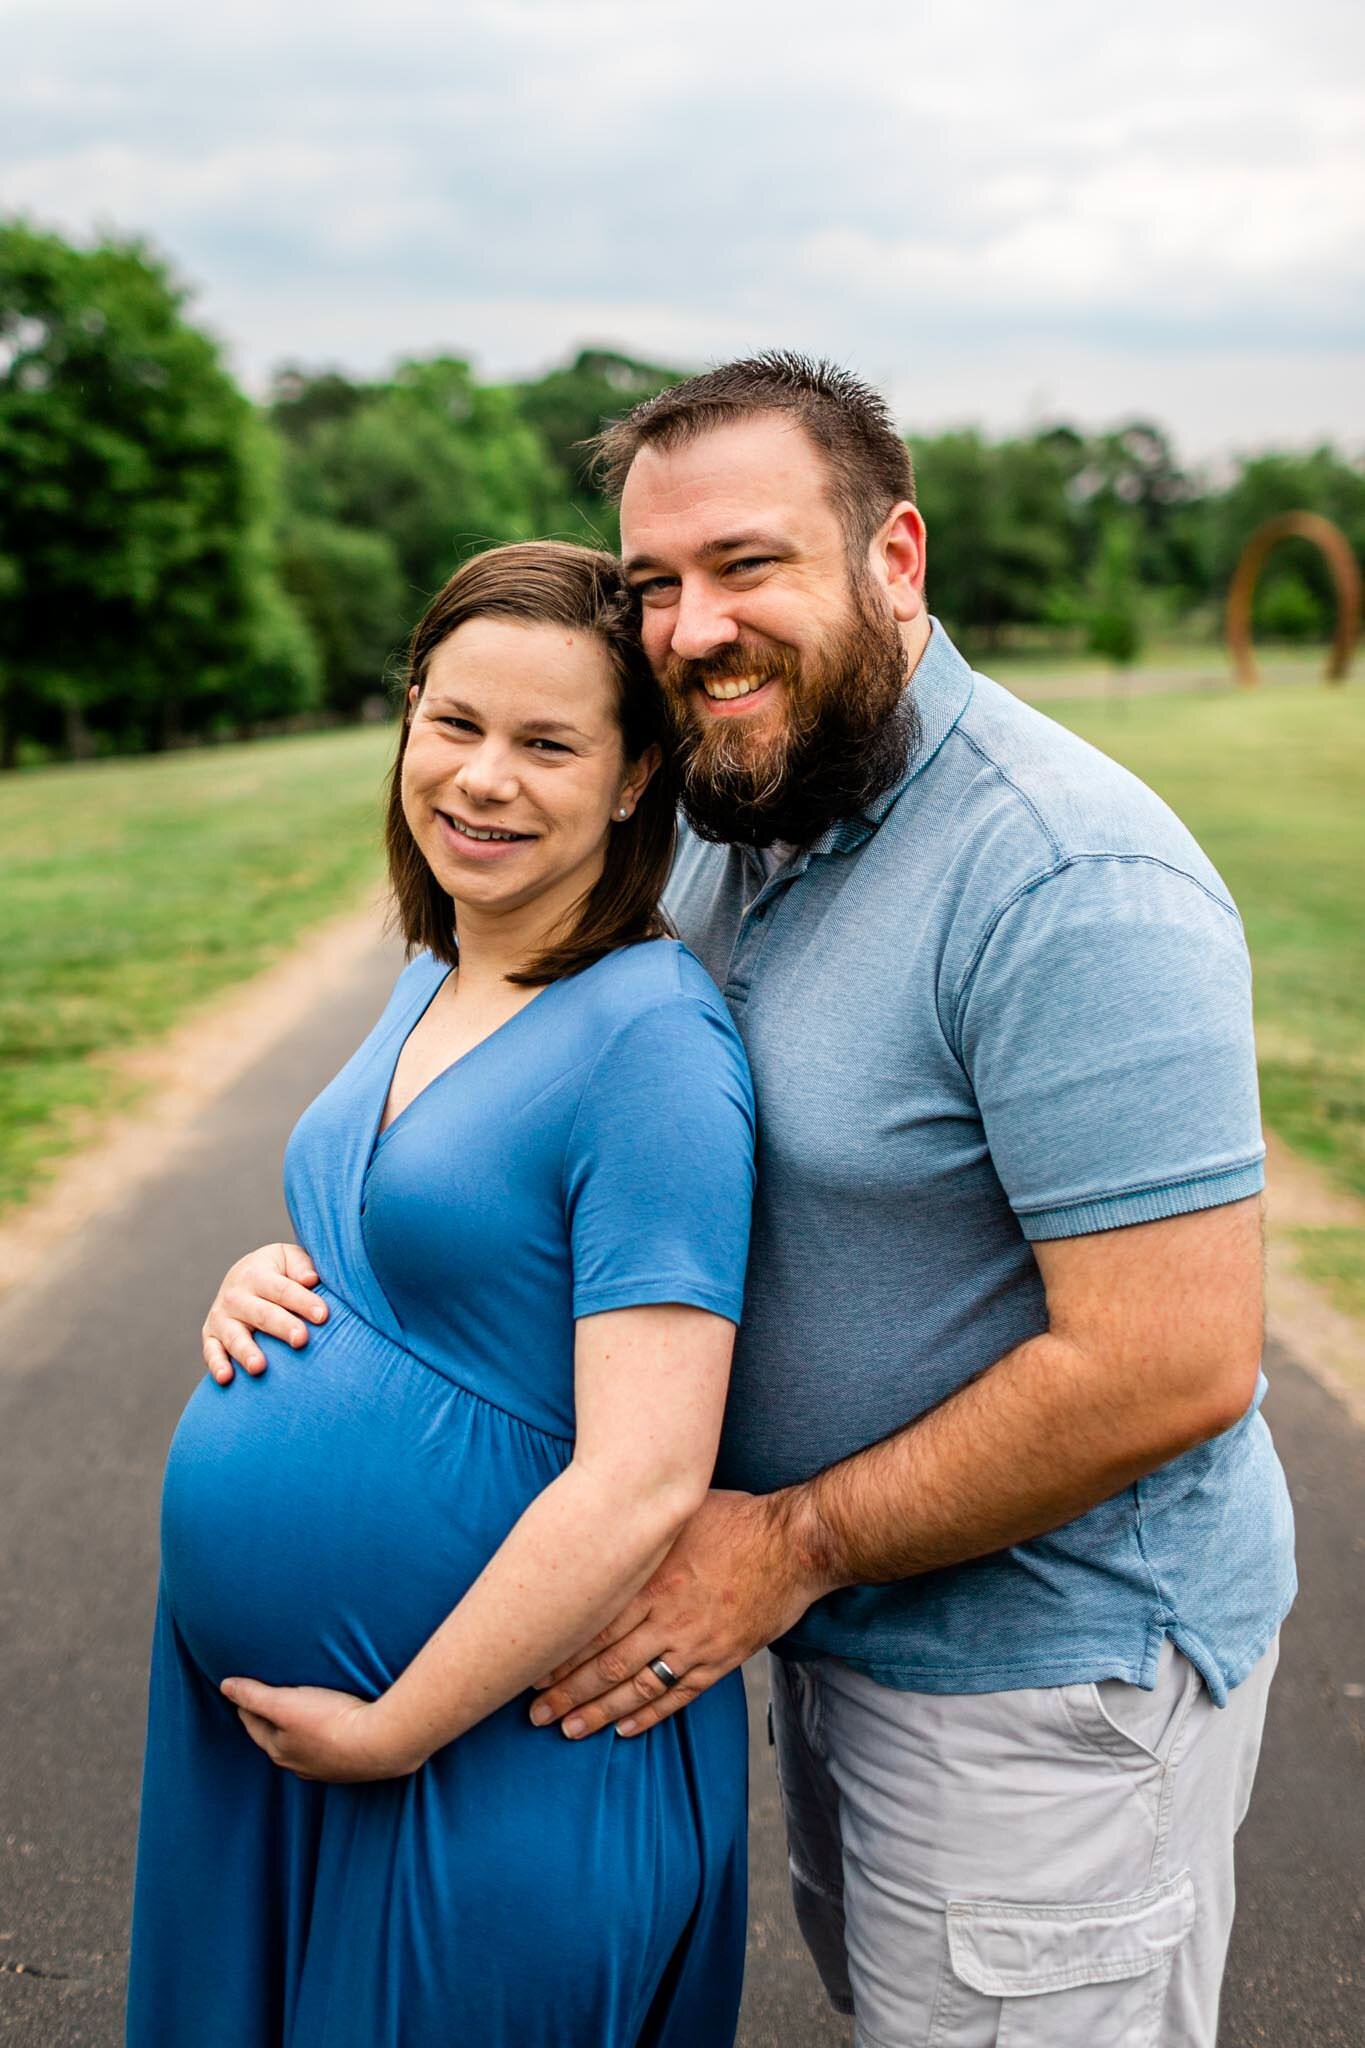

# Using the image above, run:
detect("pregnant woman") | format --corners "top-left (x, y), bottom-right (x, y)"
top-left (126, 543), bottom-right (756, 2048)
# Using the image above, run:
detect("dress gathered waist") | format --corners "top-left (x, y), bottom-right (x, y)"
top-left (310, 1282), bottom-right (578, 1447)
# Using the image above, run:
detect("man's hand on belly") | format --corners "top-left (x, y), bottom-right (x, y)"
top-left (221, 1677), bottom-right (424, 1782)
top-left (528, 1489), bottom-right (836, 1740)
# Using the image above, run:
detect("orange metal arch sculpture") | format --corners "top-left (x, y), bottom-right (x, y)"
top-left (1226, 511), bottom-right (1360, 688)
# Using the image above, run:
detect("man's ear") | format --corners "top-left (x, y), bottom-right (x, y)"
top-left (871, 502), bottom-right (927, 623)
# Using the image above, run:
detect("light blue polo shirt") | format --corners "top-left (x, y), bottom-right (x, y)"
top-left (666, 622), bottom-right (1296, 1702)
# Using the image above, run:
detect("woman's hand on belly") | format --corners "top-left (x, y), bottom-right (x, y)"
top-left (202, 1241), bottom-right (328, 1384)
top-left (220, 1676), bottom-right (424, 1783)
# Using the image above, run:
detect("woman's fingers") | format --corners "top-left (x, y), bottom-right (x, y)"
top-left (221, 1676), bottom-right (280, 1716)
top-left (216, 1299), bottom-right (304, 1356)
top-left (235, 1704), bottom-right (275, 1750)
top-left (202, 1334), bottom-right (235, 1385)
top-left (279, 1242), bottom-right (321, 1286)
top-left (204, 1288), bottom-right (328, 1376)
top-left (216, 1317), bottom-right (268, 1374)
top-left (230, 1330), bottom-right (268, 1374)
top-left (232, 1701), bottom-right (292, 1766)
top-left (248, 1274), bottom-right (329, 1326)
top-left (201, 1312), bottom-right (265, 1374)
top-left (222, 1277), bottom-right (328, 1338)
top-left (201, 1312), bottom-right (269, 1377)
top-left (232, 1702), bottom-right (317, 1780)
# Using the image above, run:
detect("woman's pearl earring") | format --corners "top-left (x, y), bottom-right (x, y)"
top-left (617, 807), bottom-right (629, 819)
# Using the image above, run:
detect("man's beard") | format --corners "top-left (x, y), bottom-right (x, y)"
top-left (659, 572), bottom-right (919, 849)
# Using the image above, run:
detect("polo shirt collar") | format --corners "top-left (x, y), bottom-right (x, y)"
top-left (760, 618), bottom-right (975, 869)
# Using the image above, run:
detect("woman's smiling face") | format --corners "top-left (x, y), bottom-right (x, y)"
top-left (401, 617), bottom-right (648, 933)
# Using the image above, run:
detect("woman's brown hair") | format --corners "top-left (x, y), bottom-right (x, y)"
top-left (385, 541), bottom-right (677, 986)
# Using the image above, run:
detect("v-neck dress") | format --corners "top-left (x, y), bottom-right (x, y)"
top-left (126, 939), bottom-right (756, 2048)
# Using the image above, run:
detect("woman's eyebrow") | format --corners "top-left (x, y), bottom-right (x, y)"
top-left (519, 718), bottom-right (590, 740)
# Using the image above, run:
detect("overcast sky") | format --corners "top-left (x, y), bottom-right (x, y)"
top-left (4, 0), bottom-right (1363, 459)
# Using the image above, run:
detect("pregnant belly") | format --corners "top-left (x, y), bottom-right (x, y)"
top-left (160, 1300), bottom-right (569, 1693)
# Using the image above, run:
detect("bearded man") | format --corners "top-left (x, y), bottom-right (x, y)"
top-left (209, 357), bottom-right (1295, 2047)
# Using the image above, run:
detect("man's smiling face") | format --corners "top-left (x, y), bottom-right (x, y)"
top-left (619, 412), bottom-right (926, 846)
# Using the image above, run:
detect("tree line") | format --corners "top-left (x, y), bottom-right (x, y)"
top-left (3, 221), bottom-right (1362, 766)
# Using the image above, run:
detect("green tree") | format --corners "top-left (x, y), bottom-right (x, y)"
top-left (0, 221), bottom-right (316, 763)
top-left (1253, 565), bottom-right (1327, 643)
top-left (1082, 424), bottom-right (1193, 580)
top-left (263, 351), bottom-right (696, 713)
top-left (269, 364), bottom-right (369, 440)
top-left (912, 429), bottom-right (1078, 645)
top-left (514, 347), bottom-right (684, 546)
top-left (273, 357), bottom-right (568, 616)
top-left (278, 515), bottom-right (407, 716)
top-left (1085, 516), bottom-right (1144, 667)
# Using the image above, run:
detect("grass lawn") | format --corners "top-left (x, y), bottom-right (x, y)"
top-left (1032, 682), bottom-right (1365, 1326)
top-left (1287, 1227), bottom-right (1365, 1323)
top-left (988, 644), bottom-right (1327, 694)
top-left (3, 679), bottom-right (1361, 1322)
top-left (0, 725), bottom-right (394, 1215)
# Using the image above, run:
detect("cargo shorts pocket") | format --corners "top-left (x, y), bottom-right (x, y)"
top-left (929, 1870), bottom-right (1195, 2047)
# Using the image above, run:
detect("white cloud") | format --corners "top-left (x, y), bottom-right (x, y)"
top-left (2, 139), bottom-right (399, 218)
top-left (2, 0), bottom-right (1362, 454)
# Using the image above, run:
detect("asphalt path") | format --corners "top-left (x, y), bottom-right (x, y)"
top-left (0, 938), bottom-right (1359, 2046)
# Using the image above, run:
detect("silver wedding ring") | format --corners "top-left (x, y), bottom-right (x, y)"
top-left (648, 1657), bottom-right (681, 1690)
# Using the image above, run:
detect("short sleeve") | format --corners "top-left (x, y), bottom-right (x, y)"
top-left (565, 993), bottom-right (756, 1323)
top-left (955, 856), bottom-right (1266, 1240)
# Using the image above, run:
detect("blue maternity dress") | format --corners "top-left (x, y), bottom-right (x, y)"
top-left (127, 939), bottom-right (755, 2048)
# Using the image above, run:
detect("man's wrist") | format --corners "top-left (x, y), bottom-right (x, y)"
top-left (768, 1481), bottom-right (846, 1605)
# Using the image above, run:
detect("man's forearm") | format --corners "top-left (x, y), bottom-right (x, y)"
top-left (778, 1322), bottom-right (1250, 1600)
top-left (523, 1207), bottom-right (1264, 1738)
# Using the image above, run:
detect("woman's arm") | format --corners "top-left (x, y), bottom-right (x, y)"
top-left (222, 1301), bottom-right (735, 1780)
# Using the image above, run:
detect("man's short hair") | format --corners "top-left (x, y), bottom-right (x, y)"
top-left (588, 351), bottom-right (916, 554)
